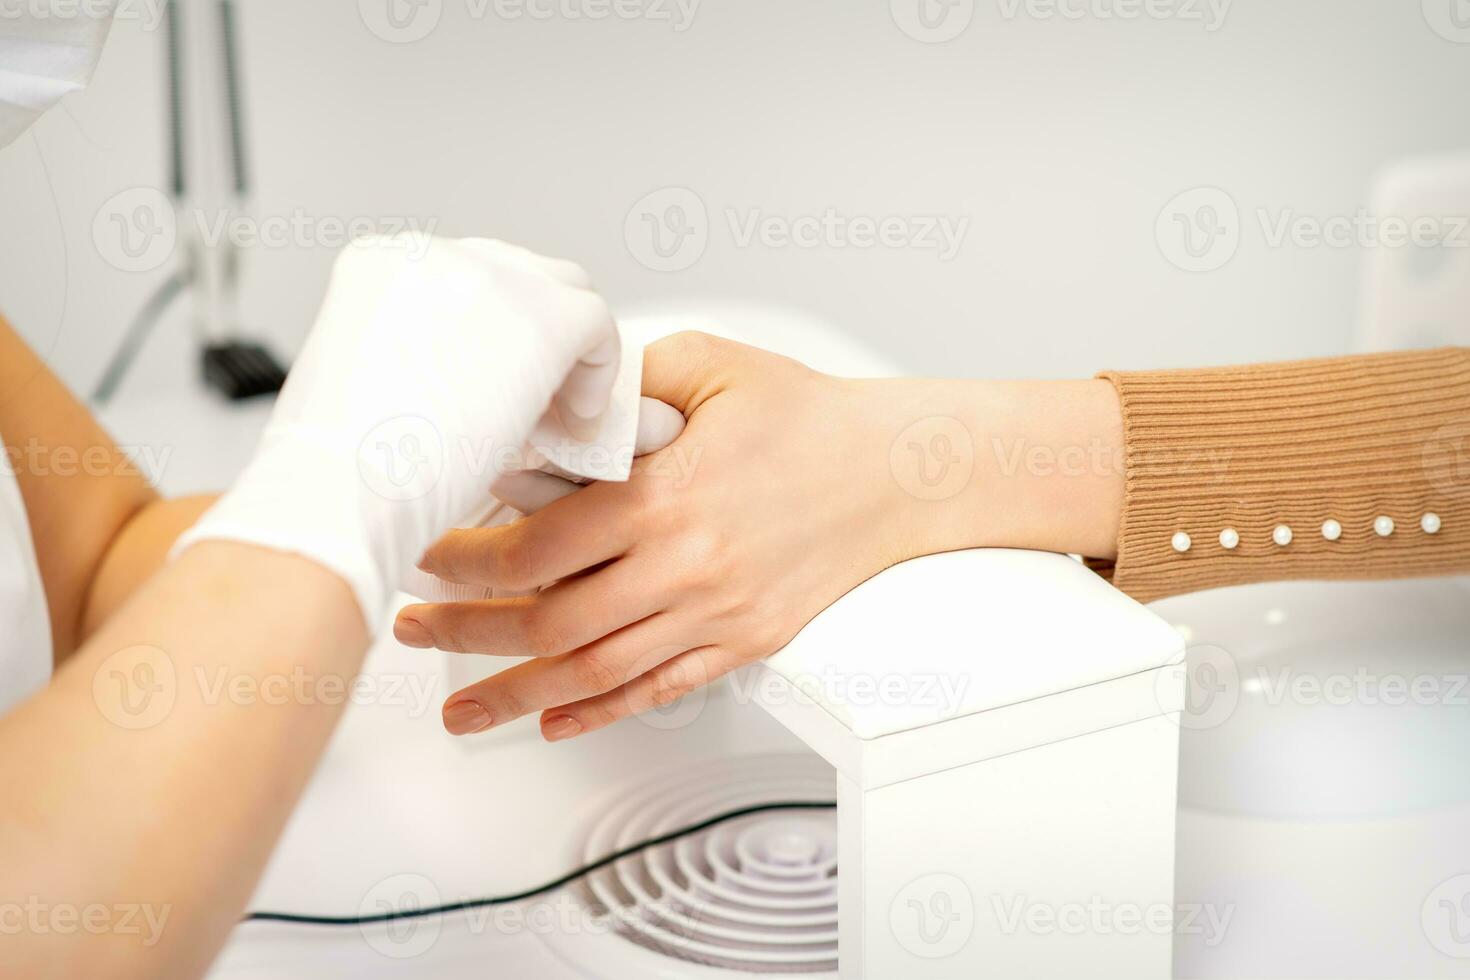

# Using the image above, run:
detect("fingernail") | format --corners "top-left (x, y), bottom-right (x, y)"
top-left (444, 701), bottom-right (493, 735)
top-left (542, 715), bottom-right (583, 742)
top-left (394, 617), bottom-right (433, 649)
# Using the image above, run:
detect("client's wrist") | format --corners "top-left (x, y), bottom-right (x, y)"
top-left (861, 376), bottom-right (1124, 562)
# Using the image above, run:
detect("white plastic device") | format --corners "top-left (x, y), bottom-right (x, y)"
top-left (750, 548), bottom-right (1186, 978)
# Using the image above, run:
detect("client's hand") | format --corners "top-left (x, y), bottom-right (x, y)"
top-left (397, 330), bottom-right (1120, 740)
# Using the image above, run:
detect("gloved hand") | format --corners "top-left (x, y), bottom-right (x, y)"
top-left (173, 235), bottom-right (621, 629)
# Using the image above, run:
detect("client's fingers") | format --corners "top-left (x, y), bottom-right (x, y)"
top-left (395, 558), bottom-right (661, 657)
top-left (420, 480), bottom-right (636, 591)
top-left (438, 615), bottom-right (688, 734)
top-left (538, 646), bottom-right (744, 741)
top-left (635, 396), bottom-right (686, 454)
top-left (491, 470), bottom-right (580, 515)
top-left (641, 330), bottom-right (764, 414)
top-left (556, 330), bottom-right (621, 441)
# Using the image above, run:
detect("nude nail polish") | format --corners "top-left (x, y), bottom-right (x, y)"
top-left (444, 701), bottom-right (492, 735)
top-left (542, 715), bottom-right (583, 742)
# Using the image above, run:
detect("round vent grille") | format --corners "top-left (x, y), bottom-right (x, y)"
top-left (574, 753), bottom-right (838, 975)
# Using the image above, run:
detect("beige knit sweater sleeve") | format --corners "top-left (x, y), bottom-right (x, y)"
top-left (1090, 346), bottom-right (1470, 603)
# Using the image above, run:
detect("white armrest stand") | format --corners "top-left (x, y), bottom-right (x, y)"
top-left (749, 549), bottom-right (1187, 979)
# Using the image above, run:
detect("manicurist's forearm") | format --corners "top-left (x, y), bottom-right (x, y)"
top-left (82, 495), bottom-right (219, 640)
top-left (0, 317), bottom-right (160, 660)
top-left (0, 542), bottom-right (367, 980)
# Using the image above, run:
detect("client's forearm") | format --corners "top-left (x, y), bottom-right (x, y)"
top-left (879, 346), bottom-right (1470, 604)
top-left (0, 541), bottom-right (367, 980)
top-left (862, 376), bottom-right (1125, 562)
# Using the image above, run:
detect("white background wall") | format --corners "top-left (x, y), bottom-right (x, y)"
top-left (3, 0), bottom-right (1469, 397)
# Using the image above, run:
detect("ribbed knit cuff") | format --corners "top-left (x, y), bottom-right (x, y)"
top-left (1092, 347), bottom-right (1470, 603)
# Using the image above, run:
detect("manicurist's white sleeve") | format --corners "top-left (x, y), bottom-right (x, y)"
top-left (0, 428), bottom-right (53, 718)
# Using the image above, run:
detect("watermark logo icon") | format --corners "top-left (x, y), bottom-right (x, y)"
top-left (359, 873), bottom-right (442, 958)
top-left (890, 416), bottom-right (975, 501)
top-left (93, 645), bottom-right (177, 730)
top-left (629, 645), bottom-right (710, 732)
top-left (890, 873), bottom-right (975, 959)
top-left (891, 0), bottom-right (975, 43)
top-left (625, 187), bottom-right (709, 272)
top-left (92, 187), bottom-right (177, 274)
top-left (358, 416), bottom-right (445, 502)
top-left (1422, 0), bottom-right (1470, 43)
top-left (1424, 420), bottom-right (1470, 494)
top-left (1423, 874), bottom-right (1470, 957)
top-left (1156, 187), bottom-right (1240, 272)
top-left (359, 0), bottom-right (443, 43)
top-left (1157, 643), bottom-right (1239, 730)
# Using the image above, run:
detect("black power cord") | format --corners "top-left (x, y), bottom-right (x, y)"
top-left (242, 801), bottom-right (838, 927)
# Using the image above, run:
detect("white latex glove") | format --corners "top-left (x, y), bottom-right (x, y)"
top-left (173, 235), bottom-right (621, 629)
top-left (401, 395), bottom-right (686, 603)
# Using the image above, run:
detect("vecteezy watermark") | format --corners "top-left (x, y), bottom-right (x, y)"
top-left (91, 187), bottom-right (438, 274)
top-left (0, 898), bottom-right (171, 947)
top-left (2, 437), bottom-right (172, 484)
top-left (891, 0), bottom-right (976, 42)
top-left (890, 416), bottom-right (976, 502)
top-left (623, 659), bottom-right (974, 736)
top-left (726, 209), bottom-right (970, 261)
top-left (0, 0), bottom-right (166, 32)
top-left (626, 644), bottom-right (711, 733)
top-left (1423, 874), bottom-right (1470, 958)
top-left (624, 187), bottom-right (971, 272)
top-left (1422, 0), bottom-right (1470, 44)
top-left (892, 0), bottom-right (1230, 41)
top-left (1157, 186), bottom-right (1470, 273)
top-left (1424, 420), bottom-right (1470, 495)
top-left (356, 872), bottom-right (636, 959)
top-left (359, 873), bottom-right (443, 958)
top-left (1155, 643), bottom-right (1239, 731)
top-left (1156, 187), bottom-right (1241, 273)
top-left (991, 436), bottom-right (1123, 480)
top-left (890, 873), bottom-right (976, 959)
top-left (994, 0), bottom-right (1232, 31)
top-left (93, 645), bottom-right (177, 731)
top-left (991, 895), bottom-right (1234, 947)
top-left (358, 0), bottom-right (699, 43)
top-left (1157, 644), bottom-right (1469, 731)
top-left (624, 187), bottom-right (709, 273)
top-left (1256, 208), bottom-right (1470, 252)
top-left (193, 666), bottom-right (437, 717)
top-left (1245, 667), bottom-right (1470, 708)
top-left (92, 645), bottom-right (436, 730)
top-left (357, 416), bottom-right (704, 503)
top-left (359, 416), bottom-right (447, 504)
top-left (728, 666), bottom-right (972, 715)
top-left (990, 437), bottom-right (1233, 484)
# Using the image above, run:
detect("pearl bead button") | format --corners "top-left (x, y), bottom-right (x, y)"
top-left (1374, 515), bottom-right (1395, 537)
top-left (1273, 525), bottom-right (1293, 547)
top-left (1321, 519), bottom-right (1342, 541)
top-left (1422, 512), bottom-right (1442, 534)
top-left (1171, 531), bottom-right (1192, 553)
top-left (1219, 528), bottom-right (1239, 550)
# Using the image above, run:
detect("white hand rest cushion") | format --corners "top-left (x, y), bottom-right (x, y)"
top-left (763, 548), bottom-right (1186, 740)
